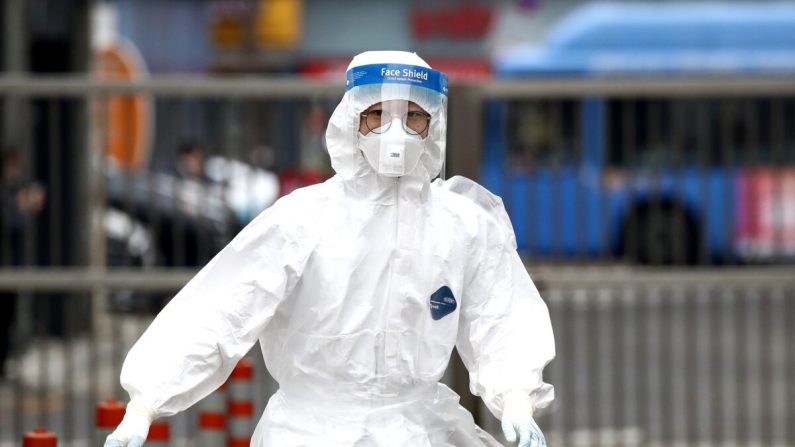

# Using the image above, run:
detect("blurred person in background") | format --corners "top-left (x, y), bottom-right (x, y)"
top-left (105, 51), bottom-right (553, 447)
top-left (168, 140), bottom-right (223, 267)
top-left (175, 141), bottom-right (210, 183)
top-left (0, 149), bottom-right (46, 378)
top-left (203, 145), bottom-right (281, 227)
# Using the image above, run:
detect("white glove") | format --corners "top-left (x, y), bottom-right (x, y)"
top-left (500, 391), bottom-right (546, 447)
top-left (104, 400), bottom-right (156, 447)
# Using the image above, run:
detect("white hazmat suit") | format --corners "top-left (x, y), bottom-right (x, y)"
top-left (108, 51), bottom-right (555, 447)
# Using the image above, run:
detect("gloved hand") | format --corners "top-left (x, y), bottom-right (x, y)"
top-left (103, 400), bottom-right (155, 447)
top-left (500, 391), bottom-right (546, 447)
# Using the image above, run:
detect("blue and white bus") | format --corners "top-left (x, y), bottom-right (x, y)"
top-left (483, 2), bottom-right (795, 264)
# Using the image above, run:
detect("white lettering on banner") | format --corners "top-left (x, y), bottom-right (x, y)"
top-left (402, 68), bottom-right (429, 80)
top-left (381, 68), bottom-right (402, 77)
top-left (380, 67), bottom-right (429, 81)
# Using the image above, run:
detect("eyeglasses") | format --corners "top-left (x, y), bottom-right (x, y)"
top-left (360, 109), bottom-right (431, 135)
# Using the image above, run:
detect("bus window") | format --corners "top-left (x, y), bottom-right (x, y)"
top-left (506, 100), bottom-right (581, 170)
top-left (607, 98), bottom-right (795, 169)
top-left (607, 99), bottom-right (684, 169)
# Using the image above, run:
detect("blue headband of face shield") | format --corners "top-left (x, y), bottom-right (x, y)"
top-left (345, 64), bottom-right (449, 96)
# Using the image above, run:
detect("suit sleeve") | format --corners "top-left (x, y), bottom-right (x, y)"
top-left (119, 199), bottom-right (309, 417)
top-left (456, 220), bottom-right (555, 420)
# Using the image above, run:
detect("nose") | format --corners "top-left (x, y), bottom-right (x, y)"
top-left (380, 116), bottom-right (403, 133)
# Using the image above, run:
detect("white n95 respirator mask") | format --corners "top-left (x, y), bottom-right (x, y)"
top-left (357, 118), bottom-right (426, 177)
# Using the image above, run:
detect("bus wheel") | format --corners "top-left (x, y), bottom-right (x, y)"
top-left (623, 203), bottom-right (699, 265)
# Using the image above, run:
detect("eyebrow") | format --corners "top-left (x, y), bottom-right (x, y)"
top-left (365, 103), bottom-right (427, 113)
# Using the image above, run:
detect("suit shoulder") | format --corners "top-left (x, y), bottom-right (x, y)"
top-left (248, 179), bottom-right (335, 228)
top-left (433, 176), bottom-right (517, 247)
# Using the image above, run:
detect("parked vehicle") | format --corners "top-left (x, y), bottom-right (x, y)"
top-left (485, 2), bottom-right (795, 264)
top-left (104, 156), bottom-right (280, 312)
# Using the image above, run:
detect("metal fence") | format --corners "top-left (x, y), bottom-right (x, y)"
top-left (0, 268), bottom-right (793, 446)
top-left (2, 76), bottom-right (795, 270)
top-left (0, 76), bottom-right (794, 446)
top-left (513, 268), bottom-right (794, 447)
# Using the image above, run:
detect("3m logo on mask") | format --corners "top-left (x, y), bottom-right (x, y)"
top-left (429, 286), bottom-right (457, 320)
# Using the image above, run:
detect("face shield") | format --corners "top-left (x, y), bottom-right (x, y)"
top-left (346, 63), bottom-right (449, 179)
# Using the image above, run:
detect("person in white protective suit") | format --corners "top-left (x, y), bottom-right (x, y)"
top-left (105, 51), bottom-right (555, 447)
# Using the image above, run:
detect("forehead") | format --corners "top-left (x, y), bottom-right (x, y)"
top-left (365, 100), bottom-right (426, 112)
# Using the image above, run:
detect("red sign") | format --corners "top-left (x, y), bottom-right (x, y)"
top-left (299, 58), bottom-right (351, 80)
top-left (410, 4), bottom-right (495, 41)
top-left (736, 168), bottom-right (795, 259)
top-left (424, 58), bottom-right (492, 80)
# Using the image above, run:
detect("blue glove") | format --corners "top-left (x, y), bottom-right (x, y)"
top-left (500, 391), bottom-right (546, 447)
top-left (103, 400), bottom-right (155, 447)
